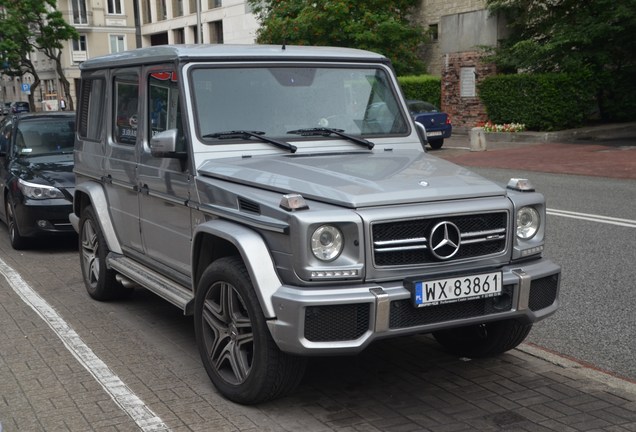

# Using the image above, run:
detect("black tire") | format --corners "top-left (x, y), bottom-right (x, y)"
top-left (428, 138), bottom-right (444, 150)
top-left (433, 319), bottom-right (532, 358)
top-left (6, 197), bottom-right (28, 250)
top-left (194, 256), bottom-right (307, 404)
top-left (78, 205), bottom-right (128, 300)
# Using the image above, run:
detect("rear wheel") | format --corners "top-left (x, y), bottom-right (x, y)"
top-left (428, 138), bottom-right (444, 150)
top-left (79, 205), bottom-right (128, 300)
top-left (194, 256), bottom-right (307, 404)
top-left (6, 198), bottom-right (28, 250)
top-left (433, 319), bottom-right (532, 358)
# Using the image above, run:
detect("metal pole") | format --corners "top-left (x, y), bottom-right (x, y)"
top-left (196, 0), bottom-right (202, 44)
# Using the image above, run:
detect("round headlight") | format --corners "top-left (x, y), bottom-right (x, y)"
top-left (516, 207), bottom-right (540, 239)
top-left (311, 225), bottom-right (343, 261)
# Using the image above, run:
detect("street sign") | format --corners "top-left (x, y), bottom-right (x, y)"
top-left (21, 83), bottom-right (30, 93)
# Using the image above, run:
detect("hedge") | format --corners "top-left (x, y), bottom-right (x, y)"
top-left (397, 75), bottom-right (441, 107)
top-left (477, 73), bottom-right (597, 131)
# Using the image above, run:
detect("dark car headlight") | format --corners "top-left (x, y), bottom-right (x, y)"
top-left (18, 178), bottom-right (65, 199)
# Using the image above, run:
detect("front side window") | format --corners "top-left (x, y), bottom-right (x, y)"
top-left (148, 70), bottom-right (183, 149)
top-left (114, 76), bottom-right (139, 145)
top-left (191, 66), bottom-right (408, 142)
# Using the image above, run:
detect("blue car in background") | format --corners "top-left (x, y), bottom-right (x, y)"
top-left (407, 100), bottom-right (452, 150)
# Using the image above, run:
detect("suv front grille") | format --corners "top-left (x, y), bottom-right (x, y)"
top-left (372, 212), bottom-right (508, 267)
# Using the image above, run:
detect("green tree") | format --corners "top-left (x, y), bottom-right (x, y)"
top-left (0, 0), bottom-right (78, 110)
top-left (248, 0), bottom-right (426, 76)
top-left (485, 0), bottom-right (636, 120)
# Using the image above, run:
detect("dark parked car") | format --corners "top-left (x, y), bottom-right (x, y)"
top-left (407, 100), bottom-right (452, 150)
top-left (0, 112), bottom-right (76, 249)
top-left (10, 101), bottom-right (30, 114)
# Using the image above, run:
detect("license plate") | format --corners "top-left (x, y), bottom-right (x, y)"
top-left (427, 131), bottom-right (443, 136)
top-left (411, 271), bottom-right (502, 307)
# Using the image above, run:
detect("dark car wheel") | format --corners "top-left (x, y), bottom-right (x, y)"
top-left (6, 198), bottom-right (28, 250)
top-left (433, 319), bottom-right (532, 358)
top-left (79, 205), bottom-right (129, 300)
top-left (194, 256), bottom-right (307, 404)
top-left (428, 138), bottom-right (444, 150)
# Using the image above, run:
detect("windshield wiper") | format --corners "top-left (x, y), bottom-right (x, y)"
top-left (204, 130), bottom-right (297, 153)
top-left (286, 127), bottom-right (374, 150)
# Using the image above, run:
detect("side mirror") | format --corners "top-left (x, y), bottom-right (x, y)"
top-left (149, 129), bottom-right (186, 159)
top-left (414, 121), bottom-right (428, 152)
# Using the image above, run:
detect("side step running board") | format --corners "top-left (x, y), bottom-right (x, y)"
top-left (107, 255), bottom-right (194, 315)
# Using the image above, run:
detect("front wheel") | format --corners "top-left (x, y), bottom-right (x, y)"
top-left (194, 256), bottom-right (306, 404)
top-left (6, 198), bottom-right (28, 250)
top-left (433, 319), bottom-right (532, 358)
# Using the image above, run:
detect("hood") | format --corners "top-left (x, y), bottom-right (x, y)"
top-left (198, 150), bottom-right (505, 208)
top-left (14, 155), bottom-right (75, 189)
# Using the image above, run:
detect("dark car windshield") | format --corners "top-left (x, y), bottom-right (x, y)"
top-left (15, 117), bottom-right (75, 156)
top-left (191, 66), bottom-right (409, 142)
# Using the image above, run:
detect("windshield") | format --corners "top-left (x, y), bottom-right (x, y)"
top-left (15, 118), bottom-right (75, 156)
top-left (191, 66), bottom-right (409, 142)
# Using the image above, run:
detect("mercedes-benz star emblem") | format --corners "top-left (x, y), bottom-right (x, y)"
top-left (429, 221), bottom-right (461, 260)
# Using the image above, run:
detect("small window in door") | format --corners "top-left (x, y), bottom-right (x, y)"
top-left (114, 76), bottom-right (139, 145)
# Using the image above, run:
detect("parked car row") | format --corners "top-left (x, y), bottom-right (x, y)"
top-left (0, 111), bottom-right (76, 249)
top-left (1, 101), bottom-right (31, 116)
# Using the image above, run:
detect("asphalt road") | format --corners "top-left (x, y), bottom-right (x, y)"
top-left (465, 167), bottom-right (636, 382)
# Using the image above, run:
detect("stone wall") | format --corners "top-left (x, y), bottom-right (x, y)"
top-left (416, 0), bottom-right (486, 76)
top-left (441, 51), bottom-right (496, 130)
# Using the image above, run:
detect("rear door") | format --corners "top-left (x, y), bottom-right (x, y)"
top-left (103, 70), bottom-right (143, 252)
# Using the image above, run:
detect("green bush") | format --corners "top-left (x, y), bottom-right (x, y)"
top-left (478, 73), bottom-right (596, 131)
top-left (397, 75), bottom-right (441, 107)
top-left (598, 68), bottom-right (636, 122)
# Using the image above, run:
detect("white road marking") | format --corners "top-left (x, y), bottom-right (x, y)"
top-left (547, 208), bottom-right (636, 228)
top-left (0, 258), bottom-right (170, 432)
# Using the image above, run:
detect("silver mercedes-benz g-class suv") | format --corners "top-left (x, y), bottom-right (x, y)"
top-left (71, 45), bottom-right (561, 404)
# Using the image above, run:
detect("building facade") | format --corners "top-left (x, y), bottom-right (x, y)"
top-left (2, 0), bottom-right (258, 112)
top-left (5, 0), bottom-right (501, 129)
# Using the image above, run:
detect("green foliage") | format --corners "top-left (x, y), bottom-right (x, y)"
top-left (478, 73), bottom-right (596, 131)
top-left (484, 0), bottom-right (636, 122)
top-left (248, 0), bottom-right (426, 76)
top-left (397, 75), bottom-right (441, 107)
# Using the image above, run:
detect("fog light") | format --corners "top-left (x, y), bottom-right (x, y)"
top-left (37, 220), bottom-right (52, 229)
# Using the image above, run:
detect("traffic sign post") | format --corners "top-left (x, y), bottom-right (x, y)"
top-left (21, 83), bottom-right (30, 94)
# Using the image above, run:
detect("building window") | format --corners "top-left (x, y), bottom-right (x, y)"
top-left (110, 35), bottom-right (126, 53)
top-left (209, 21), bottom-right (223, 44)
top-left (142, 0), bottom-right (151, 24)
top-left (107, 0), bottom-right (123, 14)
top-left (71, 0), bottom-right (88, 25)
top-left (72, 35), bottom-right (88, 63)
top-left (173, 0), bottom-right (184, 16)
top-left (209, 0), bottom-right (222, 8)
top-left (173, 28), bottom-right (185, 44)
top-left (429, 24), bottom-right (438, 41)
top-left (156, 0), bottom-right (167, 20)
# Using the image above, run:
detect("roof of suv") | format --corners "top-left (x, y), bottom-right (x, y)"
top-left (80, 44), bottom-right (389, 71)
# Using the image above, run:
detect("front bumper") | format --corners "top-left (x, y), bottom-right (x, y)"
top-left (15, 199), bottom-right (74, 238)
top-left (268, 258), bottom-right (560, 355)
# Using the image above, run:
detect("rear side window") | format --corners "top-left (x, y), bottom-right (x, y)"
top-left (113, 75), bottom-right (139, 145)
top-left (78, 78), bottom-right (105, 140)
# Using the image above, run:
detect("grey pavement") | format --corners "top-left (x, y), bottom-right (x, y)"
top-left (1, 122), bottom-right (636, 431)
